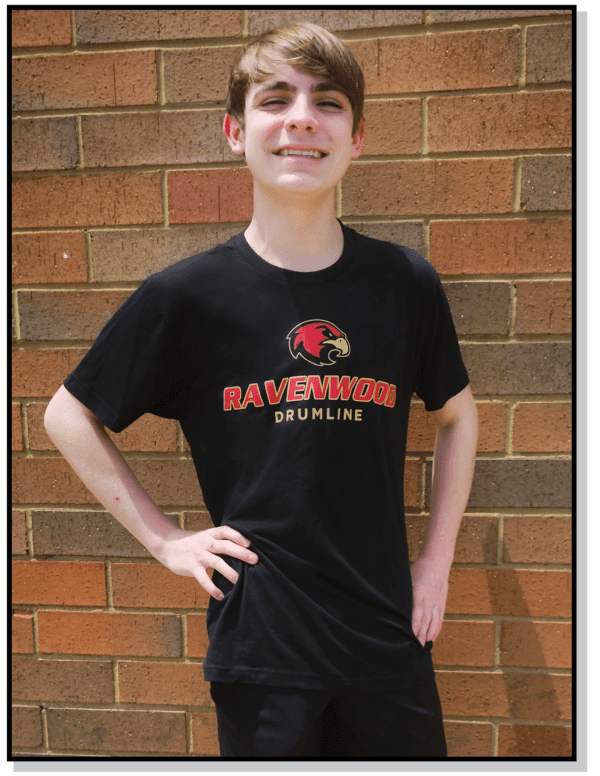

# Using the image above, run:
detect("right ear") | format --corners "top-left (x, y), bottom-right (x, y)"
top-left (223, 113), bottom-right (245, 156)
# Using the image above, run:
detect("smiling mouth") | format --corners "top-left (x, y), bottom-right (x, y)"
top-left (274, 149), bottom-right (328, 159)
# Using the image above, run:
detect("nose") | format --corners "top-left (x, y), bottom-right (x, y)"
top-left (285, 94), bottom-right (318, 132)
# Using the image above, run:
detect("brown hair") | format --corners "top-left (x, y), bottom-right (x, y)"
top-left (226, 22), bottom-right (365, 135)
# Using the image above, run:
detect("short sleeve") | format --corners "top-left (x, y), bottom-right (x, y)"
top-left (64, 278), bottom-right (185, 432)
top-left (413, 260), bottom-right (470, 412)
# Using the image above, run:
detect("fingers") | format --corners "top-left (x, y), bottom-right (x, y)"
top-left (413, 606), bottom-right (443, 646)
top-left (194, 566), bottom-right (227, 601)
top-left (212, 525), bottom-right (252, 547)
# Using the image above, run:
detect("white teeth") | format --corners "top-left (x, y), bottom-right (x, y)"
top-left (278, 149), bottom-right (324, 158)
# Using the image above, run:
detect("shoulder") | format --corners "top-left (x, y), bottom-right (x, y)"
top-left (346, 223), bottom-right (440, 285)
top-left (137, 234), bottom-right (242, 307)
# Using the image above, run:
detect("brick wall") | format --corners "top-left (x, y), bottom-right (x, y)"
top-left (12, 8), bottom-right (572, 758)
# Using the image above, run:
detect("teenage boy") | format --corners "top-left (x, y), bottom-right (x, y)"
top-left (45, 23), bottom-right (478, 758)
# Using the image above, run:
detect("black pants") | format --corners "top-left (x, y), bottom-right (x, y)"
top-left (210, 677), bottom-right (447, 758)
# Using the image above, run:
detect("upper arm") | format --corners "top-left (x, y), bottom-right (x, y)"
top-left (45, 384), bottom-right (102, 429)
top-left (430, 384), bottom-right (477, 431)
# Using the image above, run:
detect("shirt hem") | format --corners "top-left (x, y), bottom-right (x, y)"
top-left (203, 662), bottom-right (435, 692)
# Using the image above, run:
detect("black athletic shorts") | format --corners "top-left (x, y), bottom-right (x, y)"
top-left (210, 677), bottom-right (447, 758)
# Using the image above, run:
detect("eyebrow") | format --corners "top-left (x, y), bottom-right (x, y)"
top-left (253, 80), bottom-right (345, 98)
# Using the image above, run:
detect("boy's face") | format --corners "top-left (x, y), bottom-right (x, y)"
top-left (224, 64), bottom-right (364, 200)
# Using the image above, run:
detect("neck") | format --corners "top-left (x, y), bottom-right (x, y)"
top-left (244, 185), bottom-right (343, 271)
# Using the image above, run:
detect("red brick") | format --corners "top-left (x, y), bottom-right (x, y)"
top-left (445, 721), bottom-right (493, 757)
top-left (526, 24), bottom-right (573, 85)
top-left (497, 723), bottom-right (572, 756)
top-left (12, 561), bottom-right (106, 606)
top-left (342, 159), bottom-right (513, 217)
top-left (118, 660), bottom-right (212, 705)
top-left (12, 658), bottom-right (114, 703)
top-left (164, 46), bottom-right (241, 103)
top-left (437, 670), bottom-right (571, 720)
top-left (12, 51), bottom-right (157, 111)
top-left (12, 347), bottom-right (87, 398)
top-left (75, 9), bottom-right (241, 43)
top-left (12, 612), bottom-right (34, 653)
top-left (168, 168), bottom-right (253, 224)
top-left (12, 9), bottom-right (72, 47)
top-left (182, 513), bottom-right (214, 533)
top-left (46, 707), bottom-right (186, 754)
top-left (515, 280), bottom-right (572, 334)
top-left (12, 706), bottom-right (43, 748)
top-left (18, 290), bottom-right (131, 341)
top-left (191, 711), bottom-right (220, 756)
top-left (406, 514), bottom-right (498, 565)
top-left (27, 401), bottom-right (178, 453)
top-left (89, 225), bottom-right (243, 282)
top-left (404, 458), bottom-right (419, 508)
top-left (500, 621), bottom-right (571, 669)
top-left (431, 10), bottom-right (572, 22)
top-left (12, 510), bottom-right (28, 555)
top-left (186, 613), bottom-right (210, 658)
top-left (12, 232), bottom-right (87, 285)
top-left (111, 563), bottom-right (210, 609)
top-left (129, 459), bottom-right (204, 507)
top-left (12, 458), bottom-right (96, 506)
top-left (512, 402), bottom-right (572, 452)
top-left (521, 156), bottom-right (572, 212)
top-left (37, 610), bottom-right (181, 657)
top-left (82, 111), bottom-right (236, 168)
top-left (429, 91), bottom-right (571, 153)
top-left (12, 117), bottom-right (79, 172)
top-left (12, 457), bottom-right (203, 507)
top-left (12, 173), bottom-right (162, 229)
top-left (407, 400), bottom-right (506, 453)
top-left (502, 515), bottom-right (571, 565)
top-left (348, 28), bottom-right (520, 95)
top-left (447, 569), bottom-right (571, 617)
top-left (429, 218), bottom-right (571, 275)
top-left (12, 403), bottom-right (23, 451)
top-left (361, 99), bottom-right (421, 156)
top-left (432, 620), bottom-right (495, 667)
top-left (249, 9), bottom-right (422, 35)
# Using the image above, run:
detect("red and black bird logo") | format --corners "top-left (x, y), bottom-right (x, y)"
top-left (287, 320), bottom-right (350, 366)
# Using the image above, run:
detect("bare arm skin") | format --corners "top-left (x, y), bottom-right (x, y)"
top-left (44, 385), bottom-right (258, 600)
top-left (410, 384), bottom-right (478, 645)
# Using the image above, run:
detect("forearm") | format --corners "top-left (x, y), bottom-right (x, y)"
top-left (420, 404), bottom-right (478, 569)
top-left (44, 386), bottom-right (178, 558)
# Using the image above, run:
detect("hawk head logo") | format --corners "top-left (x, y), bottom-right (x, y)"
top-left (287, 319), bottom-right (350, 366)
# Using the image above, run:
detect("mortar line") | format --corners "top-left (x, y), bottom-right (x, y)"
top-left (513, 155), bottom-right (524, 213)
top-left (518, 22), bottom-right (528, 89)
top-left (497, 514), bottom-right (505, 566)
top-left (20, 400), bottom-right (31, 454)
top-left (491, 721), bottom-right (500, 757)
top-left (113, 659), bottom-right (120, 704)
top-left (186, 707), bottom-right (193, 754)
top-left (70, 9), bottom-right (77, 47)
top-left (161, 169), bottom-right (169, 227)
top-left (157, 48), bottom-right (166, 107)
top-left (76, 114), bottom-right (84, 169)
top-left (242, 10), bottom-right (249, 38)
top-left (422, 95), bottom-right (429, 156)
top-left (85, 230), bottom-right (93, 283)
top-left (40, 706), bottom-right (50, 753)
top-left (25, 508), bottom-right (34, 559)
top-left (12, 289), bottom-right (21, 341)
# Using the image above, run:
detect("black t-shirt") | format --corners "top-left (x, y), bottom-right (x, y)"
top-left (64, 222), bottom-right (469, 691)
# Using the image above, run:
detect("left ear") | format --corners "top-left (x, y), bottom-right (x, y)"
top-left (351, 119), bottom-right (365, 159)
top-left (224, 113), bottom-right (245, 156)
